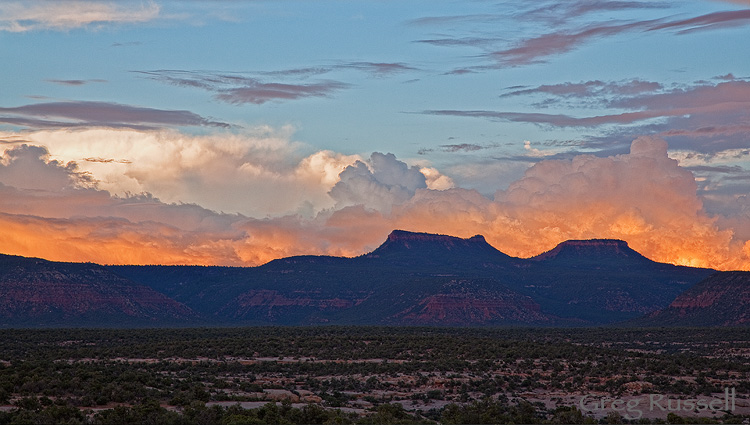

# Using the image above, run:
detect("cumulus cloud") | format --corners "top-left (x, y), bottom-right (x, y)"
top-left (390, 136), bottom-right (749, 269)
top-left (0, 133), bottom-right (748, 270)
top-left (420, 167), bottom-right (455, 190)
top-left (523, 140), bottom-right (557, 157)
top-left (329, 152), bottom-right (428, 213)
top-left (0, 144), bottom-right (92, 192)
top-left (0, 127), bottom-right (361, 217)
top-left (0, 1), bottom-right (160, 32)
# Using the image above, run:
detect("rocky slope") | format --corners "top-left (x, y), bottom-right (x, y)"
top-left (109, 231), bottom-right (714, 326)
top-left (523, 238), bottom-right (714, 323)
top-left (0, 230), bottom-right (725, 327)
top-left (633, 271), bottom-right (749, 326)
top-left (0, 254), bottom-right (197, 327)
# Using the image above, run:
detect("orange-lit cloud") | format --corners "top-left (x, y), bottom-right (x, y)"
top-left (1, 128), bottom-right (361, 217)
top-left (0, 134), bottom-right (748, 270)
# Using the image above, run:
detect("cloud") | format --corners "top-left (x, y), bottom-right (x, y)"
top-left (423, 80), bottom-right (750, 151)
top-left (329, 152), bottom-right (428, 213)
top-left (136, 70), bottom-right (350, 105)
top-left (215, 81), bottom-right (350, 105)
top-left (0, 144), bottom-right (93, 192)
top-left (391, 137), bottom-right (748, 270)
top-left (136, 63), bottom-right (419, 105)
top-left (518, 1), bottom-right (670, 24)
top-left (1, 127), bottom-right (362, 218)
top-left (523, 141), bottom-right (557, 158)
top-left (414, 37), bottom-right (502, 48)
top-left (1, 134), bottom-right (748, 271)
top-left (419, 167), bottom-right (455, 190)
top-left (493, 21), bottom-right (650, 66)
top-left (0, 101), bottom-right (229, 130)
top-left (0, 1), bottom-right (160, 32)
top-left (493, 9), bottom-right (750, 66)
top-left (648, 9), bottom-right (750, 34)
top-left (407, 14), bottom-right (502, 27)
top-left (407, 3), bottom-right (750, 73)
top-left (439, 143), bottom-right (484, 152)
top-left (46, 79), bottom-right (107, 86)
top-left (500, 79), bottom-right (663, 99)
top-left (340, 62), bottom-right (418, 77)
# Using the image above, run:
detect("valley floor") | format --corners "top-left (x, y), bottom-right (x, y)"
top-left (0, 327), bottom-right (748, 424)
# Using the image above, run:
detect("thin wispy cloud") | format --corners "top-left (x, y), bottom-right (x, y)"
top-left (427, 80), bottom-right (750, 121)
top-left (440, 143), bottom-right (485, 152)
top-left (492, 10), bottom-right (750, 66)
top-left (500, 79), bottom-right (663, 99)
top-left (648, 9), bottom-right (750, 34)
top-left (411, 3), bottom-right (750, 69)
top-left (46, 79), bottom-right (107, 86)
top-left (340, 62), bottom-right (418, 77)
top-left (518, 1), bottom-right (670, 24)
top-left (0, 101), bottom-right (229, 129)
top-left (135, 70), bottom-right (350, 105)
top-left (215, 81), bottom-right (350, 105)
top-left (136, 64), bottom-right (418, 105)
top-left (0, 1), bottom-right (160, 32)
top-left (407, 14), bottom-right (503, 27)
top-left (491, 20), bottom-right (651, 66)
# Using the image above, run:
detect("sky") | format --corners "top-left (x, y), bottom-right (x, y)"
top-left (1, 0), bottom-right (750, 270)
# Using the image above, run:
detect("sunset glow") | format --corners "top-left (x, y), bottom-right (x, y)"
top-left (1, 1), bottom-right (749, 270)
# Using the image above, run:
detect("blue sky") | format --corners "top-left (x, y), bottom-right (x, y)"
top-left (1, 0), bottom-right (750, 268)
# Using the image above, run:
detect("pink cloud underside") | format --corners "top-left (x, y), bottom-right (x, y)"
top-left (492, 10), bottom-right (750, 66)
top-left (135, 63), bottom-right (416, 106)
top-left (426, 81), bottom-right (750, 129)
top-left (0, 101), bottom-right (229, 129)
top-left (215, 81), bottom-right (350, 105)
top-left (648, 9), bottom-right (750, 34)
top-left (492, 21), bottom-right (650, 65)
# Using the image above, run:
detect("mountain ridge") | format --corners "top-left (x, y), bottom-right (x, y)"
top-left (531, 238), bottom-right (652, 266)
top-left (631, 271), bottom-right (749, 326)
top-left (0, 253), bottom-right (198, 327)
top-left (0, 230), bottom-right (727, 327)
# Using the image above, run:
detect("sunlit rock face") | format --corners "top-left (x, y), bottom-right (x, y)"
top-left (0, 253), bottom-right (196, 326)
top-left (636, 272), bottom-right (750, 326)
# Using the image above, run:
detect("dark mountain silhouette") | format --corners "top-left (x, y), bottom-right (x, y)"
top-left (522, 239), bottom-right (714, 323)
top-left (631, 271), bottom-right (749, 327)
top-left (364, 230), bottom-right (513, 267)
top-left (0, 254), bottom-right (197, 327)
top-left (0, 230), bottom-right (722, 327)
top-left (531, 239), bottom-right (650, 267)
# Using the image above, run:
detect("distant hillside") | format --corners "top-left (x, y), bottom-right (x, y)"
top-left (364, 230), bottom-right (513, 267)
top-left (108, 231), bottom-right (714, 327)
top-left (0, 230), bottom-right (723, 327)
top-left (632, 271), bottom-right (750, 327)
top-left (0, 254), bottom-right (197, 327)
top-left (524, 239), bottom-right (714, 323)
top-left (531, 239), bottom-right (650, 267)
